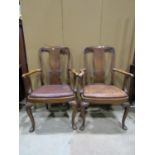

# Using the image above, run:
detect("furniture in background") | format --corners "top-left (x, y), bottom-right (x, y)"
top-left (19, 19), bottom-right (29, 80)
top-left (19, 19), bottom-right (29, 108)
top-left (19, 65), bottom-right (25, 109)
top-left (129, 54), bottom-right (135, 105)
top-left (77, 46), bottom-right (134, 130)
top-left (23, 47), bottom-right (78, 132)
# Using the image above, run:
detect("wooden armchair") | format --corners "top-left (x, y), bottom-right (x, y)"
top-left (77, 46), bottom-right (134, 130)
top-left (22, 46), bottom-right (78, 132)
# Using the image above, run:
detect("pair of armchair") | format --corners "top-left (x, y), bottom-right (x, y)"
top-left (22, 46), bottom-right (133, 132)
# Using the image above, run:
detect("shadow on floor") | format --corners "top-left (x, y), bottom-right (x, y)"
top-left (20, 106), bottom-right (134, 135)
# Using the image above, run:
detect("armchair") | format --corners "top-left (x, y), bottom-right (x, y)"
top-left (78, 46), bottom-right (134, 130)
top-left (22, 46), bottom-right (78, 132)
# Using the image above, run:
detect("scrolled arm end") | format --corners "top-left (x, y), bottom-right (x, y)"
top-left (78, 68), bottom-right (86, 78)
top-left (68, 68), bottom-right (79, 76)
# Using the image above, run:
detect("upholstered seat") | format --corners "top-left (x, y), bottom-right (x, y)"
top-left (84, 84), bottom-right (127, 98)
top-left (30, 84), bottom-right (74, 98)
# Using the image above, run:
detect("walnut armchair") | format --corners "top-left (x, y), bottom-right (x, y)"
top-left (22, 47), bottom-right (78, 132)
top-left (77, 46), bottom-right (134, 131)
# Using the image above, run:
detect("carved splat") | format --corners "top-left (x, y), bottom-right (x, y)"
top-left (39, 47), bottom-right (71, 85)
top-left (93, 48), bottom-right (105, 83)
top-left (84, 46), bottom-right (115, 85)
top-left (49, 48), bottom-right (61, 84)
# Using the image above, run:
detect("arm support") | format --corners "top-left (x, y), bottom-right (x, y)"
top-left (68, 68), bottom-right (79, 92)
top-left (77, 68), bottom-right (86, 94)
top-left (113, 68), bottom-right (134, 92)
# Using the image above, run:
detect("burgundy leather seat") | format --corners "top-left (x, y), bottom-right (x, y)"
top-left (30, 84), bottom-right (74, 98)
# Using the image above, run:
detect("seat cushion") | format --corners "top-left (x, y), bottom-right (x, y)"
top-left (84, 84), bottom-right (127, 98)
top-left (30, 84), bottom-right (74, 98)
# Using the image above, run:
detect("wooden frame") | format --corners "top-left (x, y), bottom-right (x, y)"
top-left (77, 46), bottom-right (134, 130)
top-left (22, 47), bottom-right (78, 132)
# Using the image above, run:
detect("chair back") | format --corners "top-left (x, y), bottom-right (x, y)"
top-left (84, 46), bottom-right (115, 85)
top-left (39, 47), bottom-right (71, 85)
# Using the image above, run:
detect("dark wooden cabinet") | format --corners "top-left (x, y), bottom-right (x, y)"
top-left (129, 54), bottom-right (135, 105)
top-left (19, 19), bottom-right (29, 107)
top-left (19, 19), bottom-right (28, 74)
top-left (19, 65), bottom-right (25, 101)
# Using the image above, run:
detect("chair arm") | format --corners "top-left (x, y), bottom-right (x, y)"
top-left (22, 69), bottom-right (42, 96)
top-left (113, 68), bottom-right (134, 78)
top-left (113, 68), bottom-right (134, 92)
top-left (22, 69), bottom-right (42, 78)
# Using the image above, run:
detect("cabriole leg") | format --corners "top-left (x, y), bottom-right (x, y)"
top-left (122, 104), bottom-right (130, 130)
top-left (26, 102), bottom-right (35, 132)
top-left (70, 101), bottom-right (77, 130)
top-left (79, 102), bottom-right (88, 131)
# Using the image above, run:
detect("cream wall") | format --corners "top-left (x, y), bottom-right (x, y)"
top-left (20, 0), bottom-right (134, 86)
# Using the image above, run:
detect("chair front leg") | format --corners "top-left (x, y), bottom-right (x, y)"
top-left (25, 102), bottom-right (35, 132)
top-left (79, 102), bottom-right (89, 131)
top-left (122, 103), bottom-right (130, 130)
top-left (70, 101), bottom-right (77, 130)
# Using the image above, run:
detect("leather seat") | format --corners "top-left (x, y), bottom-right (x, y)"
top-left (84, 84), bottom-right (127, 98)
top-left (30, 84), bottom-right (74, 98)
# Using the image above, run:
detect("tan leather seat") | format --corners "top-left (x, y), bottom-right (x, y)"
top-left (30, 84), bottom-right (74, 98)
top-left (84, 84), bottom-right (127, 98)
